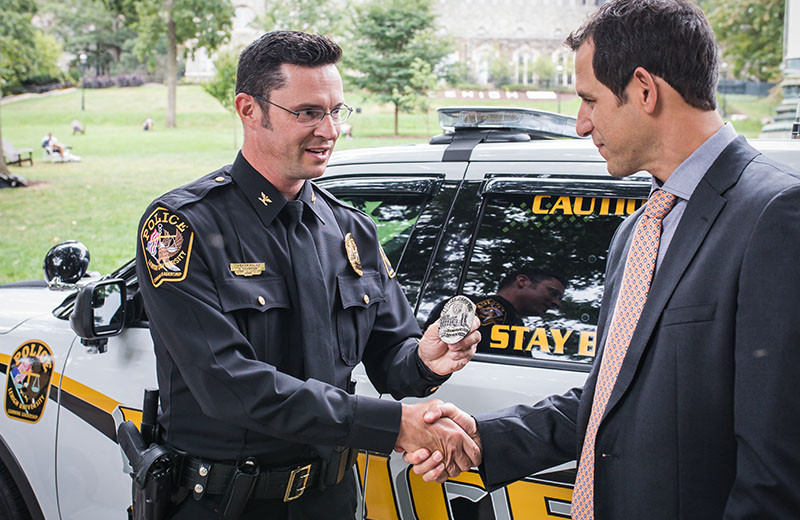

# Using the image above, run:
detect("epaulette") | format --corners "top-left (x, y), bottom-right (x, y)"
top-left (158, 164), bottom-right (234, 210)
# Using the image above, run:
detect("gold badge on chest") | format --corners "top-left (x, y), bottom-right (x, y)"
top-left (344, 232), bottom-right (363, 276)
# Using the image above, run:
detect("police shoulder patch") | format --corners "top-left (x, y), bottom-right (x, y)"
top-left (5, 340), bottom-right (55, 424)
top-left (476, 297), bottom-right (507, 326)
top-left (379, 245), bottom-right (396, 279)
top-left (140, 207), bottom-right (194, 288)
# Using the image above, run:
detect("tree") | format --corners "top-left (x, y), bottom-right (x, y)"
top-left (256, 0), bottom-right (346, 36)
top-left (203, 48), bottom-right (238, 148)
top-left (703, 0), bottom-right (784, 82)
top-left (134, 0), bottom-right (234, 128)
top-left (347, 0), bottom-right (450, 135)
top-left (37, 0), bottom-right (138, 77)
top-left (0, 0), bottom-right (38, 176)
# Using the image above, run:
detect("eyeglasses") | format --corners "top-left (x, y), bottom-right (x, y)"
top-left (249, 94), bottom-right (353, 127)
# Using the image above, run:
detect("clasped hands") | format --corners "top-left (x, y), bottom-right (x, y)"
top-left (396, 400), bottom-right (481, 483)
top-left (398, 316), bottom-right (483, 483)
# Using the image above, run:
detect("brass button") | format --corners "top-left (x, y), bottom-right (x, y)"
top-left (258, 296), bottom-right (266, 306)
top-left (198, 466), bottom-right (208, 477)
top-left (194, 484), bottom-right (204, 493)
top-left (363, 294), bottom-right (370, 304)
top-left (215, 176), bottom-right (225, 182)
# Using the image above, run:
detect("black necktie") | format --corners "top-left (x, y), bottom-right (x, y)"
top-left (283, 200), bottom-right (336, 385)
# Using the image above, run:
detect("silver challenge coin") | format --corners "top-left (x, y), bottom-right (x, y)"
top-left (438, 295), bottom-right (477, 344)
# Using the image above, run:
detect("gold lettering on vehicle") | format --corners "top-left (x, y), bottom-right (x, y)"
top-left (489, 325), bottom-right (596, 357)
top-left (532, 195), bottom-right (645, 216)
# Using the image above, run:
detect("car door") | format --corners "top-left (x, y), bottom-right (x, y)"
top-left (53, 269), bottom-right (157, 519)
top-left (349, 157), bottom-right (650, 519)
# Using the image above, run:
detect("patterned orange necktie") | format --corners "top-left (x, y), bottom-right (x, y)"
top-left (571, 189), bottom-right (678, 519)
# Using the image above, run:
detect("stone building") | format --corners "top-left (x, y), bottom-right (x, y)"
top-left (186, 0), bottom-right (603, 86)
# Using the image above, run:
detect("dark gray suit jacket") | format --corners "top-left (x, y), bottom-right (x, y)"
top-left (476, 137), bottom-right (800, 519)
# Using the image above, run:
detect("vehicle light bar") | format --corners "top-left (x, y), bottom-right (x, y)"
top-left (438, 107), bottom-right (582, 139)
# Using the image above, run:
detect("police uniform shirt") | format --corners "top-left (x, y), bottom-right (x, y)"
top-left (136, 152), bottom-right (447, 464)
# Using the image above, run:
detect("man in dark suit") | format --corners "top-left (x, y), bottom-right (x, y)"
top-left (405, 0), bottom-right (800, 517)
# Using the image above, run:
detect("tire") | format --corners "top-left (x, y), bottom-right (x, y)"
top-left (0, 464), bottom-right (30, 520)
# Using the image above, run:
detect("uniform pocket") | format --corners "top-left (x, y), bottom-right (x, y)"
top-left (217, 276), bottom-right (291, 312)
top-left (336, 272), bottom-right (385, 365)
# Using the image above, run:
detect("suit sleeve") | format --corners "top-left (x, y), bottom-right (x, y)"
top-left (475, 386), bottom-right (581, 490)
top-left (725, 184), bottom-right (800, 517)
top-left (136, 205), bottom-right (402, 454)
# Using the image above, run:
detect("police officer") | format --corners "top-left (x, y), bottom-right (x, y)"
top-left (135, 31), bottom-right (480, 519)
top-left (424, 269), bottom-right (566, 356)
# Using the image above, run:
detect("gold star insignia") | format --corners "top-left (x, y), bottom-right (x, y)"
top-left (258, 192), bottom-right (272, 206)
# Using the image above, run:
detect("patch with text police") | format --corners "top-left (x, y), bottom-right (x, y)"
top-left (438, 296), bottom-right (477, 344)
top-left (141, 207), bottom-right (194, 288)
top-left (5, 340), bottom-right (54, 424)
top-left (476, 297), bottom-right (507, 326)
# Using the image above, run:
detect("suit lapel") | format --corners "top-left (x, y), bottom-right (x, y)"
top-left (601, 137), bottom-right (758, 421)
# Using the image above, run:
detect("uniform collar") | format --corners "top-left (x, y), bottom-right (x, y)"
top-left (229, 153), bottom-right (326, 227)
top-left (296, 181), bottom-right (326, 225)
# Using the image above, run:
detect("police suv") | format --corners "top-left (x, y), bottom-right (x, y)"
top-left (2, 107), bottom-right (799, 520)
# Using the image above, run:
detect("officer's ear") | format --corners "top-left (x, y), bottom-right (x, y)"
top-left (235, 93), bottom-right (262, 130)
top-left (516, 274), bottom-right (532, 289)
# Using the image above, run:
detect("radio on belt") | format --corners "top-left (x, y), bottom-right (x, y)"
top-left (437, 295), bottom-right (476, 344)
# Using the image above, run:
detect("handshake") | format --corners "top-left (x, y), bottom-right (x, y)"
top-left (395, 400), bottom-right (482, 484)
top-left (400, 310), bottom-right (483, 483)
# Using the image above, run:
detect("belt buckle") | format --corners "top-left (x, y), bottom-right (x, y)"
top-left (283, 463), bottom-right (312, 502)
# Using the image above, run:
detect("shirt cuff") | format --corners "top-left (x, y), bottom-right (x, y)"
top-left (346, 395), bottom-right (402, 454)
top-left (415, 350), bottom-right (451, 394)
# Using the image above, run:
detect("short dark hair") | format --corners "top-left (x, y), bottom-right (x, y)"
top-left (565, 0), bottom-right (718, 111)
top-left (498, 269), bottom-right (568, 291)
top-left (235, 31), bottom-right (342, 127)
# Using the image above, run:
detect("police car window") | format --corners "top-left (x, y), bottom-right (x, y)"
top-left (462, 193), bottom-right (645, 365)
top-left (334, 194), bottom-right (425, 269)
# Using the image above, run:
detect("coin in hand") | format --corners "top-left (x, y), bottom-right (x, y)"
top-left (437, 295), bottom-right (476, 344)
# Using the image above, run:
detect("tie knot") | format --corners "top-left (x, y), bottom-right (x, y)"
top-left (645, 189), bottom-right (677, 220)
top-left (284, 200), bottom-right (304, 223)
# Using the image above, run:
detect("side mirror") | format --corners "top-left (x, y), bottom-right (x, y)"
top-left (70, 279), bottom-right (127, 353)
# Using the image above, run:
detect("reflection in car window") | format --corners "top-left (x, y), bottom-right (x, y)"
top-left (334, 194), bottom-right (425, 269)
top-left (462, 193), bottom-right (645, 365)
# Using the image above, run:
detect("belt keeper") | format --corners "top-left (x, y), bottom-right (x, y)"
top-left (192, 461), bottom-right (211, 501)
top-left (219, 458), bottom-right (259, 520)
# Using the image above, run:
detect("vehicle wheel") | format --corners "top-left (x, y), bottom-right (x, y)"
top-left (0, 464), bottom-right (30, 520)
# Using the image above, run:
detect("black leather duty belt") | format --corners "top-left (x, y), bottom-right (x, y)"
top-left (179, 456), bottom-right (320, 502)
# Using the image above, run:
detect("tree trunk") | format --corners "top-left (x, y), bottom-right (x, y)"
top-left (394, 103), bottom-right (399, 136)
top-left (166, 0), bottom-right (177, 128)
top-left (0, 83), bottom-right (9, 177)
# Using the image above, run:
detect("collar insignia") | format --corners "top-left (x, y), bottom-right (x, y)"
top-left (230, 263), bottom-right (266, 277)
top-left (344, 233), bottom-right (363, 276)
top-left (258, 192), bottom-right (272, 206)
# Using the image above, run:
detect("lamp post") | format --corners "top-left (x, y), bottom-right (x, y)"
top-left (80, 53), bottom-right (87, 111)
top-left (556, 64), bottom-right (564, 114)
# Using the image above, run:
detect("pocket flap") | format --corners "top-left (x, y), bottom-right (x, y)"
top-left (661, 302), bottom-right (716, 326)
top-left (218, 276), bottom-right (290, 312)
top-left (337, 272), bottom-right (385, 309)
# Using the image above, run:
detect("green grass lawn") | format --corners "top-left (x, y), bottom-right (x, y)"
top-left (0, 85), bottom-right (777, 283)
